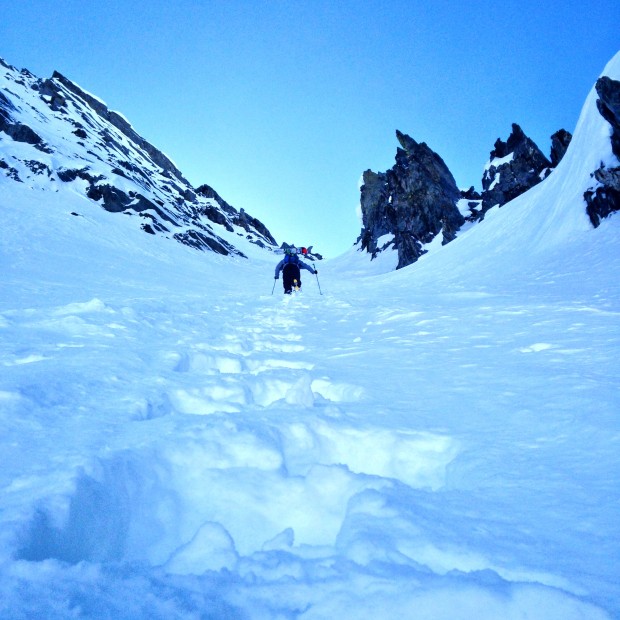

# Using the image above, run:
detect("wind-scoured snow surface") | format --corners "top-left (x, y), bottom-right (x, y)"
top-left (1, 55), bottom-right (619, 619)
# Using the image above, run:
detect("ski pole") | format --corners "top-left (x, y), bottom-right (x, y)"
top-left (315, 271), bottom-right (323, 295)
top-left (271, 278), bottom-right (277, 295)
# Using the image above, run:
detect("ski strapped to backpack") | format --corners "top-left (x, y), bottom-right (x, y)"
top-left (274, 245), bottom-right (313, 256)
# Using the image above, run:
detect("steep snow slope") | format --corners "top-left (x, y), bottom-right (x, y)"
top-left (0, 55), bottom-right (619, 619)
top-left (0, 58), bottom-right (276, 258)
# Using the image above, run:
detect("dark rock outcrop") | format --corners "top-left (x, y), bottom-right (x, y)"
top-left (585, 76), bottom-right (620, 227)
top-left (481, 124), bottom-right (551, 213)
top-left (596, 76), bottom-right (620, 158)
top-left (550, 129), bottom-right (573, 167)
top-left (0, 90), bottom-right (44, 146)
top-left (0, 90), bottom-right (17, 124)
top-left (584, 164), bottom-right (620, 226)
top-left (0, 158), bottom-right (22, 181)
top-left (358, 130), bottom-right (464, 269)
top-left (459, 186), bottom-right (483, 221)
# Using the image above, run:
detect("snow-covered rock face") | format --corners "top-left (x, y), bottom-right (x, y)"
top-left (0, 57), bottom-right (276, 257)
top-left (549, 128), bottom-right (572, 167)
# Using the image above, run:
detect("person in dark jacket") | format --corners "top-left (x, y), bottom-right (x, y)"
top-left (274, 249), bottom-right (317, 294)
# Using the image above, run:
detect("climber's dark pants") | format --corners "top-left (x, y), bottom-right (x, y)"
top-left (283, 264), bottom-right (301, 293)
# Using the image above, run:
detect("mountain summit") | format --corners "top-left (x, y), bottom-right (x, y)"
top-left (0, 58), bottom-right (276, 257)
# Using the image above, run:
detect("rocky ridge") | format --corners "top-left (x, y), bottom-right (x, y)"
top-left (358, 65), bottom-right (620, 272)
top-left (357, 123), bottom-right (573, 269)
top-left (356, 106), bottom-right (596, 269)
top-left (0, 58), bottom-right (276, 257)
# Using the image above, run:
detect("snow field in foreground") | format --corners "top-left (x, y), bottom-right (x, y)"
top-left (1, 248), bottom-right (619, 618)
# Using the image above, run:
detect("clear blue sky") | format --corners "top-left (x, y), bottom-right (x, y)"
top-left (2, 0), bottom-right (618, 257)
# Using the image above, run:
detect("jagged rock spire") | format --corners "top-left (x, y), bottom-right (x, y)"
top-left (481, 123), bottom-right (552, 213)
top-left (358, 130), bottom-right (464, 269)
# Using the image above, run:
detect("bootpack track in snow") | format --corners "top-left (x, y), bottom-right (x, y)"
top-left (2, 261), bottom-right (618, 618)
